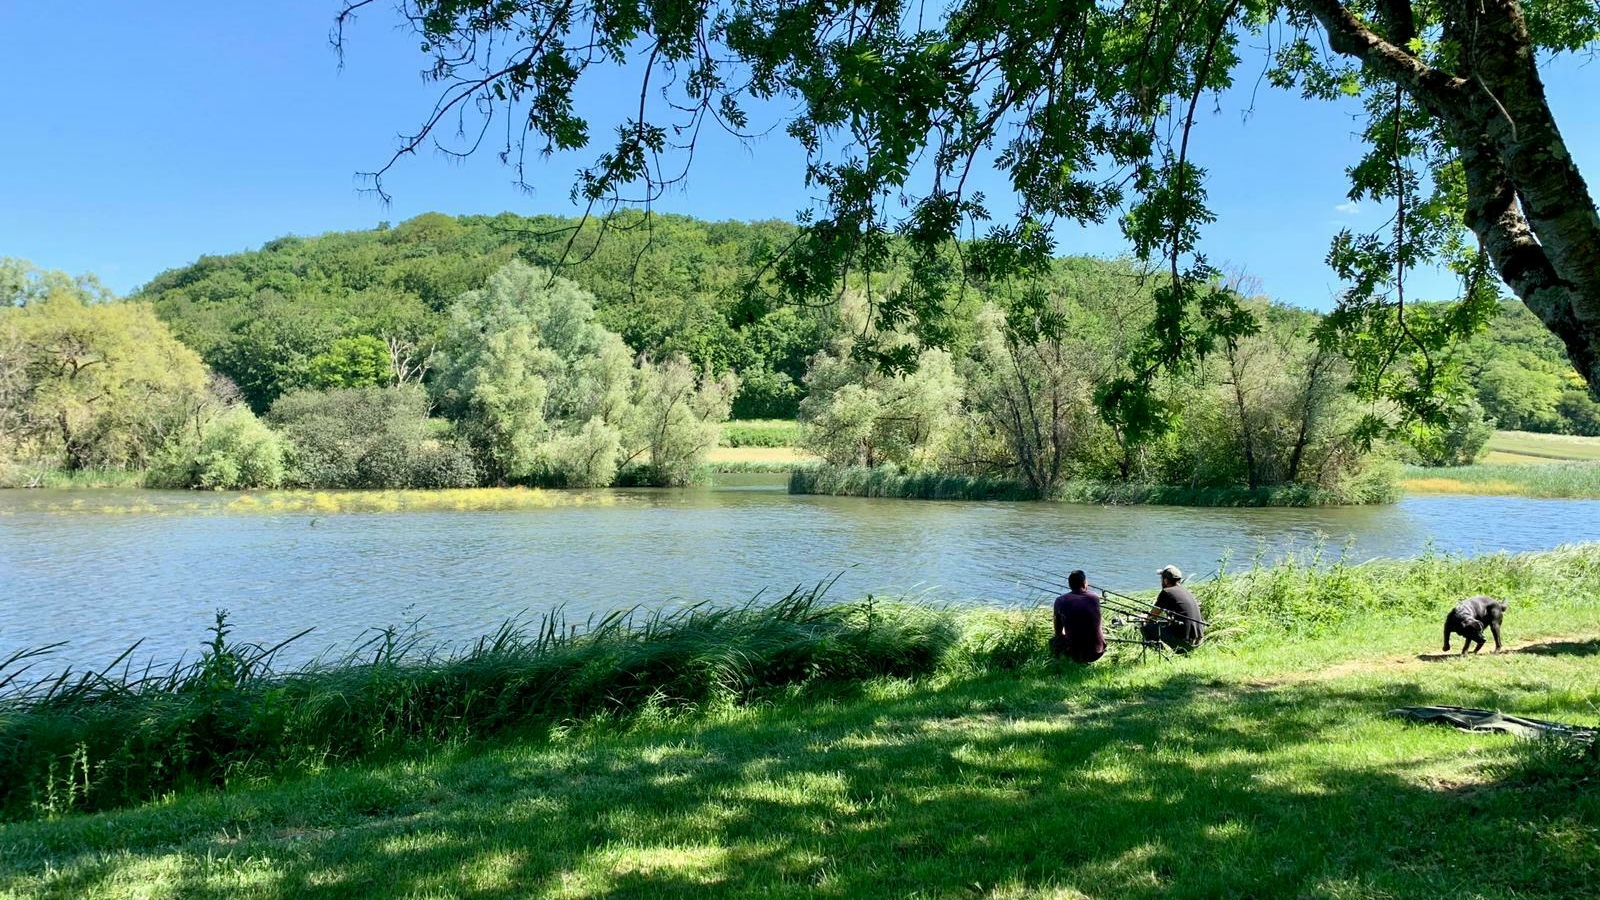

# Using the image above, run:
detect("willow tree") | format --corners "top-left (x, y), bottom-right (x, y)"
top-left (337, 0), bottom-right (1600, 433)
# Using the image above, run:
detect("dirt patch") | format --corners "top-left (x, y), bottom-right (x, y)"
top-left (1249, 631), bottom-right (1600, 688)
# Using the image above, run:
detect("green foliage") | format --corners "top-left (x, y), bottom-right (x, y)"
top-left (267, 385), bottom-right (477, 489)
top-left (0, 282), bottom-right (209, 472)
top-left (627, 356), bottom-right (738, 487)
top-left (346, 0), bottom-right (1600, 440)
top-left (0, 587), bottom-right (957, 819)
top-left (798, 307), bottom-right (962, 470)
top-left (136, 213), bottom-right (824, 416)
top-left (148, 405), bottom-right (289, 491)
top-left (304, 335), bottom-right (392, 390)
top-left (790, 464), bottom-right (1036, 501)
top-left (1401, 397), bottom-right (1495, 467)
top-left (720, 419), bottom-right (800, 448)
top-left (1463, 301), bottom-right (1600, 436)
top-left (434, 261), bottom-right (637, 486)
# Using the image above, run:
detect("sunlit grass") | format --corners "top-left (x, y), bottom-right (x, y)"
top-left (704, 446), bottom-right (816, 466)
top-left (224, 487), bottom-right (616, 513)
top-left (1400, 462), bottom-right (1600, 498)
top-left (2, 551), bottom-right (1598, 899)
top-left (1485, 429), bottom-right (1600, 462)
top-left (718, 419), bottom-right (801, 448)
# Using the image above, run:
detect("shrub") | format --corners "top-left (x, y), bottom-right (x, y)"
top-left (149, 406), bottom-right (288, 490)
top-left (269, 385), bottom-right (476, 488)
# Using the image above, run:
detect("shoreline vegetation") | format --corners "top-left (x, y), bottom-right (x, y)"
top-left (2, 546), bottom-right (1598, 900)
top-left (2, 543), bottom-right (1596, 823)
top-left (790, 463), bottom-right (1403, 507)
top-left (10, 428), bottom-right (1600, 506)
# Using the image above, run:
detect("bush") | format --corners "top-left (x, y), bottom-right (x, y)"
top-left (149, 407), bottom-right (288, 490)
top-left (269, 386), bottom-right (478, 488)
top-left (1402, 398), bottom-right (1495, 467)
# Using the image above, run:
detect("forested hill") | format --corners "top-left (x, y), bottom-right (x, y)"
top-left (133, 212), bottom-right (821, 418)
top-left (134, 212), bottom-right (1600, 435)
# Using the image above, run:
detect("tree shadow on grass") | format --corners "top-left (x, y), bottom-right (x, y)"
top-left (3, 668), bottom-right (1596, 900)
top-left (1516, 637), bottom-right (1600, 657)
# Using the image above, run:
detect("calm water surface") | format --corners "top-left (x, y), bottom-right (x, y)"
top-left (3, 476), bottom-right (1597, 671)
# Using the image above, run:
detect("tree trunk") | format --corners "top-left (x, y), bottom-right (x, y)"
top-left (1304, 0), bottom-right (1600, 392)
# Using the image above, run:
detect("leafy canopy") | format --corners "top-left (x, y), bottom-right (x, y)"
top-left (338, 0), bottom-right (1600, 435)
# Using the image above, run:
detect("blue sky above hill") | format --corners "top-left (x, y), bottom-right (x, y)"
top-left (2, 1), bottom-right (1596, 307)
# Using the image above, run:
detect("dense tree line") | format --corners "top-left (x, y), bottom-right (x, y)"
top-left (134, 213), bottom-right (821, 419)
top-left (3, 256), bottom-right (734, 489)
top-left (9, 213), bottom-right (1594, 492)
top-left (798, 261), bottom-right (1399, 496)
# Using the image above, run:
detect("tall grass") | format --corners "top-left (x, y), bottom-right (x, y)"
top-left (789, 465), bottom-right (1038, 500)
top-left (0, 589), bottom-right (957, 820)
top-left (1400, 461), bottom-right (1600, 498)
top-left (719, 420), bottom-right (801, 448)
top-left (5, 542), bottom-right (1596, 822)
top-left (791, 464), bottom-right (1399, 506)
top-left (0, 465), bottom-right (146, 490)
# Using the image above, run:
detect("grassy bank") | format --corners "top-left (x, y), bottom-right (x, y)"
top-left (791, 464), bottom-right (1399, 506)
top-left (3, 544), bottom-right (1596, 824)
top-left (1400, 461), bottom-right (1600, 498)
top-left (2, 547), bottom-right (1598, 898)
top-left (789, 465), bottom-right (1037, 500)
top-left (0, 465), bottom-right (146, 490)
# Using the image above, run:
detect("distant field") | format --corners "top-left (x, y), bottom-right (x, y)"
top-left (704, 445), bottom-right (815, 465)
top-left (1482, 430), bottom-right (1600, 463)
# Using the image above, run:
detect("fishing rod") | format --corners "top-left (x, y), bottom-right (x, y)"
top-left (1092, 582), bottom-right (1208, 627)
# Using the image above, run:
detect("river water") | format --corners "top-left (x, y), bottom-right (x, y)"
top-left (3, 476), bottom-right (1598, 672)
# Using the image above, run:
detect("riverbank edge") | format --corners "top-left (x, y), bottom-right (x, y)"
top-left (1399, 461), bottom-right (1600, 499)
top-left (3, 542), bottom-right (1596, 822)
top-left (788, 463), bottom-right (1401, 507)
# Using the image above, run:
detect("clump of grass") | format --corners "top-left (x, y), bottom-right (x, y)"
top-left (791, 464), bottom-right (1397, 506)
top-left (1503, 732), bottom-right (1600, 787)
top-left (0, 465), bottom-right (147, 490)
top-left (0, 588), bottom-right (958, 820)
top-left (789, 465), bottom-right (1037, 500)
top-left (719, 420), bottom-right (801, 448)
top-left (224, 487), bottom-right (613, 514)
top-left (1400, 461), bottom-right (1600, 498)
top-left (706, 459), bottom-right (818, 474)
top-left (1200, 540), bottom-right (1600, 642)
top-left (1053, 480), bottom-right (1384, 507)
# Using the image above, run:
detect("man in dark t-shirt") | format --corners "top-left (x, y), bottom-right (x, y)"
top-left (1052, 569), bottom-right (1107, 663)
top-left (1142, 564), bottom-right (1205, 652)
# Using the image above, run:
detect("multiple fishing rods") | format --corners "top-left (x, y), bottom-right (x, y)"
top-left (1006, 563), bottom-right (1209, 627)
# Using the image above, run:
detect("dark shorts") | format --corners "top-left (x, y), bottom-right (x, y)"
top-left (1142, 622), bottom-right (1197, 653)
top-left (1049, 635), bottom-right (1104, 663)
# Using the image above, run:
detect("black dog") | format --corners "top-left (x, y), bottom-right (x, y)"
top-left (1443, 595), bottom-right (1508, 655)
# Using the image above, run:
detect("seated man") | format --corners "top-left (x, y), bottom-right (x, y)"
top-left (1141, 564), bottom-right (1205, 652)
top-left (1052, 570), bottom-right (1107, 663)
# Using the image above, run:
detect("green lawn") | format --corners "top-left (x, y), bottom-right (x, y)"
top-left (3, 602), bottom-right (1597, 898)
top-left (1483, 429), bottom-right (1600, 463)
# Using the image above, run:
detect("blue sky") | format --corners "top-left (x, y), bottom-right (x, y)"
top-left (2, 1), bottom-right (1596, 307)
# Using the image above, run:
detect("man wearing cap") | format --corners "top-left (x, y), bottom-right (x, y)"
top-left (1052, 569), bottom-right (1107, 663)
top-left (1142, 565), bottom-right (1205, 652)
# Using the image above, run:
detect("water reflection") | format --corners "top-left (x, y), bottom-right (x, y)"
top-left (2, 480), bottom-right (1596, 671)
